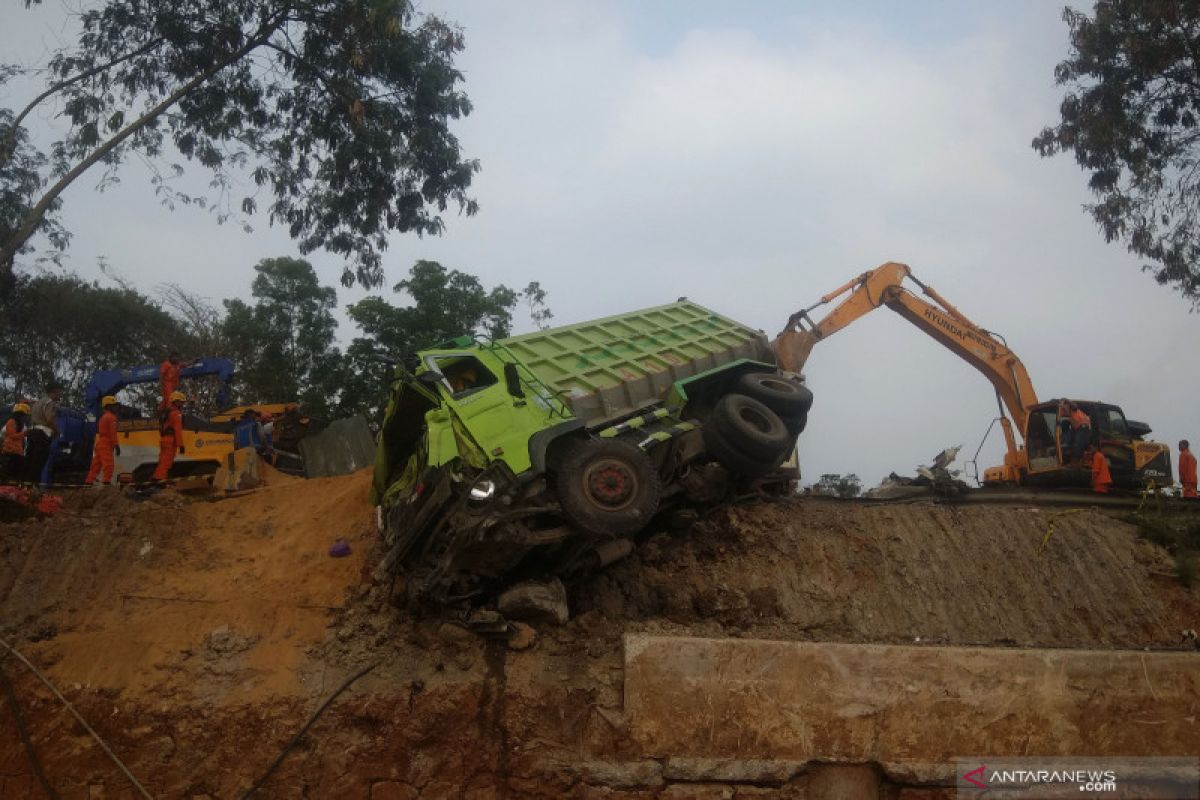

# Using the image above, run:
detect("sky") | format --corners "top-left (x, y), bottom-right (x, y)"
top-left (2, 1), bottom-right (1197, 487)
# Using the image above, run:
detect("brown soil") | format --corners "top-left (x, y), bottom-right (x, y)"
top-left (0, 479), bottom-right (1196, 798)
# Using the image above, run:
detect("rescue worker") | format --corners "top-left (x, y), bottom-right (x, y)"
top-left (1179, 440), bottom-right (1197, 499)
top-left (2, 402), bottom-right (30, 480)
top-left (159, 352), bottom-right (183, 410)
top-left (1091, 445), bottom-right (1113, 494)
top-left (25, 383), bottom-right (63, 485)
top-left (84, 396), bottom-right (121, 487)
top-left (152, 391), bottom-right (186, 482)
top-left (1067, 401), bottom-right (1092, 467)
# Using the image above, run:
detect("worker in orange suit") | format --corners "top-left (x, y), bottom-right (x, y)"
top-left (1180, 440), bottom-right (1197, 499)
top-left (85, 396), bottom-right (121, 486)
top-left (2, 402), bottom-right (30, 480)
top-left (152, 391), bottom-right (186, 482)
top-left (159, 352), bottom-right (184, 410)
top-left (1091, 446), bottom-right (1112, 494)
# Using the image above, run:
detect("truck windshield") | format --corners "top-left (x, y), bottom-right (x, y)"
top-left (428, 355), bottom-right (497, 398)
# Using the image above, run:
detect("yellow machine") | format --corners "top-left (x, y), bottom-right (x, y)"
top-left (774, 262), bottom-right (1172, 489)
top-left (113, 418), bottom-right (236, 483)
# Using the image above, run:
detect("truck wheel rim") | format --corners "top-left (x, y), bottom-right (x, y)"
top-left (584, 458), bottom-right (637, 510)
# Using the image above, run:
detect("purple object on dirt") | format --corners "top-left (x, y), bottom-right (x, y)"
top-left (328, 539), bottom-right (351, 558)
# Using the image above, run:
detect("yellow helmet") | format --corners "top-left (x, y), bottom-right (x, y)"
top-left (169, 391), bottom-right (186, 403)
top-left (101, 395), bottom-right (118, 408)
top-left (12, 402), bottom-right (30, 415)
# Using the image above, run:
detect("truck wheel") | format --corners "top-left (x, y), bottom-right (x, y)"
top-left (736, 373), bottom-right (813, 418)
top-left (556, 438), bottom-right (662, 537)
top-left (702, 422), bottom-right (785, 478)
top-left (710, 393), bottom-right (793, 461)
top-left (785, 411), bottom-right (808, 436)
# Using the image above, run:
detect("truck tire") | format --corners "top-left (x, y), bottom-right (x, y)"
top-left (736, 372), bottom-right (813, 418)
top-left (556, 438), bottom-right (662, 537)
top-left (709, 393), bottom-right (793, 461)
top-left (702, 421), bottom-right (786, 478)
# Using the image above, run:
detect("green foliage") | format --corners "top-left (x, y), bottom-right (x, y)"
top-left (522, 281), bottom-right (554, 330)
top-left (1129, 513), bottom-right (1200, 586)
top-left (1035, 2), bottom-right (1200, 303)
top-left (812, 473), bottom-right (862, 498)
top-left (0, 273), bottom-right (184, 404)
top-left (1, 0), bottom-right (477, 286)
top-left (221, 257), bottom-right (341, 416)
top-left (0, 110), bottom-right (68, 277)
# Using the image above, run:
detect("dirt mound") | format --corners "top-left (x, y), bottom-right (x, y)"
top-left (580, 499), bottom-right (1191, 648)
top-left (0, 489), bottom-right (1196, 797)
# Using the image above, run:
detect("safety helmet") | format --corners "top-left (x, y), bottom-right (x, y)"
top-left (101, 395), bottom-right (118, 408)
top-left (12, 402), bottom-right (30, 415)
top-left (169, 391), bottom-right (186, 403)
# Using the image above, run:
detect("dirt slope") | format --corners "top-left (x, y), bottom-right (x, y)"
top-left (0, 479), bottom-right (1195, 798)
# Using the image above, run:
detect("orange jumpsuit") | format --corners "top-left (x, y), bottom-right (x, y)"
top-left (159, 360), bottom-right (181, 408)
top-left (85, 409), bottom-right (118, 485)
top-left (1180, 449), bottom-right (1197, 499)
top-left (1091, 449), bottom-right (1112, 494)
top-left (2, 418), bottom-right (25, 456)
top-left (152, 406), bottom-right (184, 481)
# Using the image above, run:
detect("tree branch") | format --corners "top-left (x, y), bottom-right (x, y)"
top-left (0, 9), bottom-right (291, 276)
top-left (0, 36), bottom-right (166, 168)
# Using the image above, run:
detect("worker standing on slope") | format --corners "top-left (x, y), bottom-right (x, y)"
top-left (152, 391), bottom-right (186, 483)
top-left (1180, 440), bottom-right (1197, 499)
top-left (159, 352), bottom-right (184, 410)
top-left (85, 396), bottom-right (121, 487)
top-left (2, 402), bottom-right (29, 480)
top-left (24, 383), bottom-right (63, 486)
top-left (1091, 446), bottom-right (1112, 494)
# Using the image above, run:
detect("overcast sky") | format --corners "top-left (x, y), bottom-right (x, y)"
top-left (3, 1), bottom-right (1197, 487)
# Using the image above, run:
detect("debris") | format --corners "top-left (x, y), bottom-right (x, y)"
top-left (498, 578), bottom-right (569, 625)
top-left (865, 445), bottom-right (969, 499)
top-left (328, 539), bottom-right (352, 558)
top-left (506, 621), bottom-right (538, 651)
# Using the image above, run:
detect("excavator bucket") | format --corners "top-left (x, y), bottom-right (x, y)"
top-left (772, 329), bottom-right (819, 374)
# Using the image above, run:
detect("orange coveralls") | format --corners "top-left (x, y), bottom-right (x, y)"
top-left (1180, 449), bottom-right (1197, 498)
top-left (2, 418), bottom-right (25, 456)
top-left (85, 409), bottom-right (118, 484)
top-left (152, 406), bottom-right (184, 481)
top-left (1091, 449), bottom-right (1112, 494)
top-left (159, 360), bottom-right (181, 409)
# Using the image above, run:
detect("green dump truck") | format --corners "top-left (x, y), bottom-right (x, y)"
top-left (372, 300), bottom-right (812, 606)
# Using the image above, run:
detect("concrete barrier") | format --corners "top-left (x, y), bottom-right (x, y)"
top-left (624, 635), bottom-right (1200, 782)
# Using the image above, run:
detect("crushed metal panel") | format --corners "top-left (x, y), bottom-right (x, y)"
top-left (298, 415), bottom-right (377, 478)
top-left (623, 635), bottom-right (1200, 773)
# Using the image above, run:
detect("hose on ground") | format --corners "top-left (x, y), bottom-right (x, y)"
top-left (0, 654), bottom-right (62, 799)
top-left (238, 661), bottom-right (378, 800)
top-left (0, 637), bottom-right (153, 800)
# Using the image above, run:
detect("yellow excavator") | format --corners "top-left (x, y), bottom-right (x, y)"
top-left (774, 262), bottom-right (1173, 490)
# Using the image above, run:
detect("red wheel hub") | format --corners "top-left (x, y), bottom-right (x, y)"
top-left (583, 458), bottom-right (638, 509)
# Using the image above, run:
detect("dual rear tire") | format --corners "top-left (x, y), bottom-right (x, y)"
top-left (702, 373), bottom-right (812, 477)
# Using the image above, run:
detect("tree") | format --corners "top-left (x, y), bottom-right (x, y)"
top-left (0, 272), bottom-right (185, 404)
top-left (1035, 2), bottom-right (1200, 303)
top-left (338, 260), bottom-right (543, 419)
top-left (811, 473), bottom-right (862, 498)
top-left (221, 257), bottom-right (341, 415)
top-left (0, 0), bottom-right (478, 288)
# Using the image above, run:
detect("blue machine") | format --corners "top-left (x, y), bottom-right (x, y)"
top-left (41, 358), bottom-right (236, 485)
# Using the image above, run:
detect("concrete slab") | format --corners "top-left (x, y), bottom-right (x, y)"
top-left (624, 635), bottom-right (1200, 771)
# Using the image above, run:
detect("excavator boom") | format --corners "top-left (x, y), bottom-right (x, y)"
top-left (774, 262), bottom-right (1037, 433)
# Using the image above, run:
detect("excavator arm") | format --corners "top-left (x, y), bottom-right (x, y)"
top-left (773, 262), bottom-right (1038, 478)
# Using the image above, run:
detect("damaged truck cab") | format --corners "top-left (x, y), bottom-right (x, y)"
top-left (372, 300), bottom-right (813, 606)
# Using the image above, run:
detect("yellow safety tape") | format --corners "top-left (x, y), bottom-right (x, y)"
top-left (1038, 508), bottom-right (1087, 557)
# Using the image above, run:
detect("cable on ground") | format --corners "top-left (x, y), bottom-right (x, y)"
top-left (0, 638), bottom-right (153, 800)
top-left (238, 661), bottom-right (378, 799)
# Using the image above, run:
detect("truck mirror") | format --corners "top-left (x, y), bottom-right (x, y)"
top-left (418, 371), bottom-right (444, 388)
top-left (503, 363), bottom-right (525, 399)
